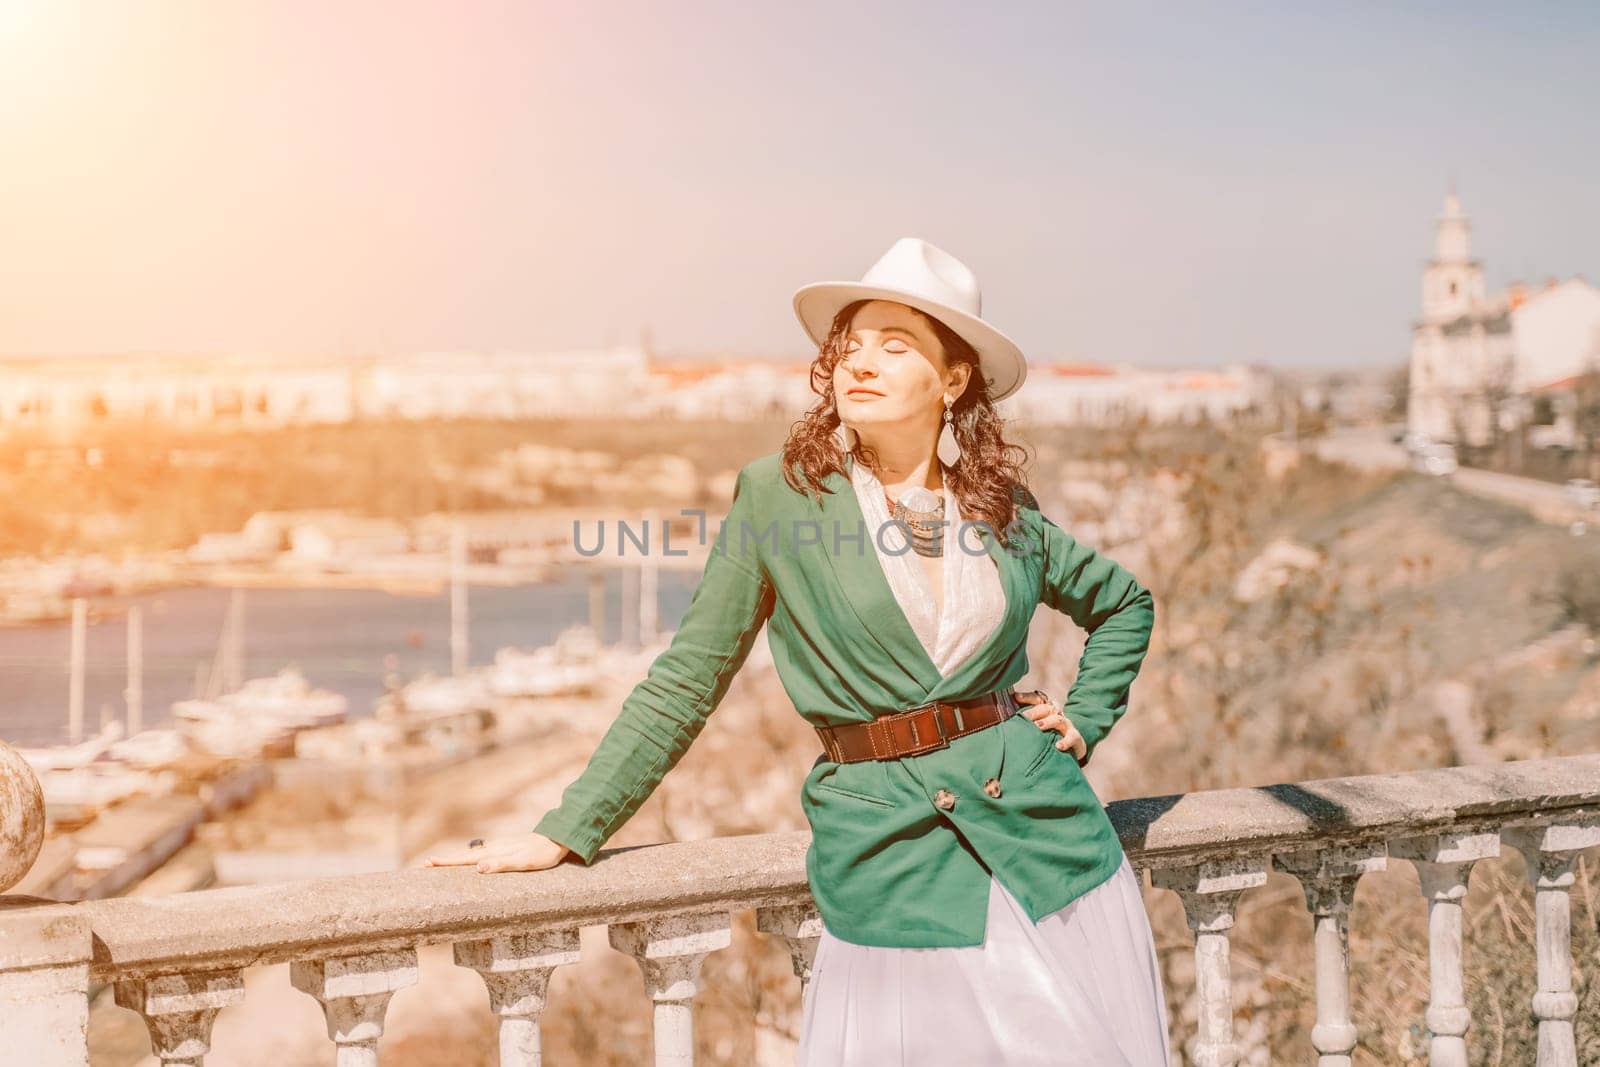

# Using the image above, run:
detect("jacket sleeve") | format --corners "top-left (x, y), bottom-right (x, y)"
top-left (1036, 510), bottom-right (1155, 767)
top-left (532, 466), bottom-right (776, 864)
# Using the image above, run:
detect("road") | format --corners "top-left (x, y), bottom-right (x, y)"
top-left (1313, 425), bottom-right (1597, 527)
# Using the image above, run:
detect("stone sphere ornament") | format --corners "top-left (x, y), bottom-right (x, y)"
top-left (0, 739), bottom-right (46, 893)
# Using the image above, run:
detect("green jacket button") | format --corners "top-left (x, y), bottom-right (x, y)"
top-left (983, 777), bottom-right (1002, 798)
top-left (933, 787), bottom-right (957, 811)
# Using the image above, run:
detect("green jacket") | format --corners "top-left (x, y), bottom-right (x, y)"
top-left (533, 450), bottom-right (1156, 948)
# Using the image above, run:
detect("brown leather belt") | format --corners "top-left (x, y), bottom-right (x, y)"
top-left (816, 687), bottom-right (1021, 763)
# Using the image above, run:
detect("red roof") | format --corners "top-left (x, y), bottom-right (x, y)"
top-left (650, 364), bottom-right (725, 385)
top-left (1039, 363), bottom-right (1115, 378)
top-left (1532, 373), bottom-right (1593, 392)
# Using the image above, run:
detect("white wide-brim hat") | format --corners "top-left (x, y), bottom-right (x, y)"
top-left (792, 237), bottom-right (1028, 403)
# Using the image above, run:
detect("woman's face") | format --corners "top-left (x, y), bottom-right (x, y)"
top-left (832, 300), bottom-right (968, 435)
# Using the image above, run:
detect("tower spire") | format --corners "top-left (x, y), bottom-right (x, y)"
top-left (1435, 186), bottom-right (1470, 261)
top-left (1422, 185), bottom-right (1482, 320)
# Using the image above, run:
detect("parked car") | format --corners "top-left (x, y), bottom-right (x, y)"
top-left (1565, 478), bottom-right (1600, 511)
top-left (1399, 431), bottom-right (1435, 454)
top-left (1410, 443), bottom-right (1458, 476)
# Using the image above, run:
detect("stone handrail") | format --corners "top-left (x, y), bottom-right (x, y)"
top-left (3, 754), bottom-right (1598, 1066)
top-left (82, 833), bottom-right (817, 979)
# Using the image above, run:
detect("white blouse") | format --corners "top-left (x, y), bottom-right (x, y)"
top-left (848, 459), bottom-right (1008, 677)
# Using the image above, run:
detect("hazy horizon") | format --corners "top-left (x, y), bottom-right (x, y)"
top-left (2, 2), bottom-right (1596, 369)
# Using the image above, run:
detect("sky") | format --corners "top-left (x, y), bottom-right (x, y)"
top-left (1, 1), bottom-right (1596, 369)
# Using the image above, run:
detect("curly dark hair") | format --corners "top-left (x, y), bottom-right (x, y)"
top-left (780, 299), bottom-right (1032, 541)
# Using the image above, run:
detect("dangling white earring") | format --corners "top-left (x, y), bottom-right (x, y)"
top-left (834, 421), bottom-right (858, 452)
top-left (937, 394), bottom-right (961, 466)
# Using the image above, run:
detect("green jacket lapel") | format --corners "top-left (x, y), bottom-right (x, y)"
top-left (804, 453), bottom-right (1027, 705)
top-left (808, 457), bottom-right (942, 697)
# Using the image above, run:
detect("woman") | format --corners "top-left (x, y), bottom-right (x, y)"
top-left (430, 238), bottom-right (1170, 1064)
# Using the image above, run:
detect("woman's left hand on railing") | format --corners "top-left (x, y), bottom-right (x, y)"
top-left (426, 832), bottom-right (571, 874)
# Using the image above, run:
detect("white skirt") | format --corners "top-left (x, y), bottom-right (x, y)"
top-left (796, 856), bottom-right (1171, 1066)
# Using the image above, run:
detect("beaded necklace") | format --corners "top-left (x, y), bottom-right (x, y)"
top-left (884, 486), bottom-right (946, 558)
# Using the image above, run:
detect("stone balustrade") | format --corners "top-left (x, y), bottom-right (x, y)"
top-left (2, 753), bottom-right (1598, 1066)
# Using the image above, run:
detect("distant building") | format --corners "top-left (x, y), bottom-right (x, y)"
top-left (285, 517), bottom-right (411, 566)
top-left (0, 355), bottom-right (357, 425)
top-left (0, 344), bottom-right (1269, 428)
top-left (1510, 279), bottom-right (1600, 394)
top-left (356, 348), bottom-right (651, 419)
top-left (1003, 362), bottom-right (1270, 425)
top-left (638, 358), bottom-right (815, 420)
top-left (0, 349), bottom-right (652, 427)
top-left (1407, 190), bottom-right (1600, 445)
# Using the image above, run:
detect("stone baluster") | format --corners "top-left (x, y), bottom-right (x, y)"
top-left (1504, 819), bottom-right (1600, 1067)
top-left (1390, 831), bottom-right (1499, 1067)
top-left (290, 949), bottom-right (418, 1067)
top-left (1152, 856), bottom-right (1270, 1067)
top-left (755, 904), bottom-right (823, 1000)
top-left (113, 970), bottom-right (244, 1067)
top-left (609, 912), bottom-right (732, 1067)
top-left (1274, 844), bottom-right (1387, 1067)
top-left (453, 930), bottom-right (581, 1067)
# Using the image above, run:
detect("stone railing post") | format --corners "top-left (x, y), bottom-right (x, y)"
top-left (1152, 856), bottom-right (1269, 1067)
top-left (755, 904), bottom-right (823, 999)
top-left (453, 929), bottom-right (581, 1067)
top-left (1274, 844), bottom-right (1386, 1067)
top-left (290, 949), bottom-right (418, 1067)
top-left (0, 905), bottom-right (91, 1067)
top-left (113, 971), bottom-right (244, 1067)
top-left (1390, 830), bottom-right (1499, 1067)
top-left (609, 912), bottom-right (732, 1067)
top-left (1503, 819), bottom-right (1600, 1067)
top-left (1, 740), bottom-right (47, 894)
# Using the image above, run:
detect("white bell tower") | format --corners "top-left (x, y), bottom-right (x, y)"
top-left (1421, 186), bottom-right (1484, 321)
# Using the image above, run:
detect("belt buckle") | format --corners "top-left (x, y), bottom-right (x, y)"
top-left (900, 700), bottom-right (950, 756)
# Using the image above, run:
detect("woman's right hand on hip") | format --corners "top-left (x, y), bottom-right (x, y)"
top-left (426, 833), bottom-right (570, 873)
